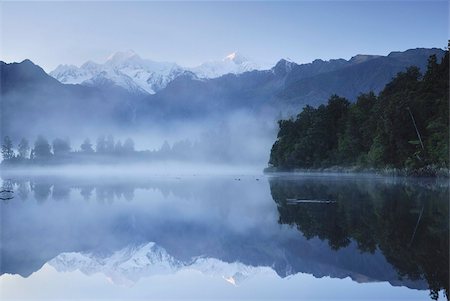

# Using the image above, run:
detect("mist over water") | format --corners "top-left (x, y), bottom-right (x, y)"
top-left (3, 106), bottom-right (278, 169)
top-left (1, 163), bottom-right (265, 177)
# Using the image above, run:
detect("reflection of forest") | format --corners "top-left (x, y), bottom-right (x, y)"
top-left (2, 175), bottom-right (264, 204)
top-left (1, 177), bottom-right (151, 203)
top-left (269, 176), bottom-right (449, 300)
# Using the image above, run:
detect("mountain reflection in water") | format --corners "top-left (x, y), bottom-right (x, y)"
top-left (0, 173), bottom-right (448, 300)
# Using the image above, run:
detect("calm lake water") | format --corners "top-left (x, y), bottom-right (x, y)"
top-left (0, 171), bottom-right (448, 300)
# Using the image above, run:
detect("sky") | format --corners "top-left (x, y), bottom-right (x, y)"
top-left (0, 1), bottom-right (448, 72)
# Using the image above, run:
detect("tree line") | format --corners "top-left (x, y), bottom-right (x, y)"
top-left (269, 52), bottom-right (449, 174)
top-left (1, 135), bottom-right (136, 162)
top-left (1, 134), bottom-right (229, 165)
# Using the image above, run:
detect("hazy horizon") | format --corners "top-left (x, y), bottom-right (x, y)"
top-left (1, 1), bottom-right (448, 72)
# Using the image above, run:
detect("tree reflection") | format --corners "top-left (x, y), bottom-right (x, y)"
top-left (17, 181), bottom-right (30, 201)
top-left (52, 184), bottom-right (70, 201)
top-left (80, 186), bottom-right (94, 201)
top-left (32, 183), bottom-right (52, 203)
top-left (269, 177), bottom-right (449, 300)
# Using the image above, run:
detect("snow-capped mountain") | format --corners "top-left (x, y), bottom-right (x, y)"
top-left (49, 242), bottom-right (262, 286)
top-left (50, 50), bottom-right (189, 94)
top-left (50, 51), bottom-right (260, 94)
top-left (190, 52), bottom-right (260, 78)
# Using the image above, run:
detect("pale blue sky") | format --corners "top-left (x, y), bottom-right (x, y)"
top-left (1, 1), bottom-right (448, 71)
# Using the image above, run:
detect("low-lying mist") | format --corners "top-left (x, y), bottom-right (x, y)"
top-left (2, 162), bottom-right (265, 177)
top-left (2, 109), bottom-right (279, 172)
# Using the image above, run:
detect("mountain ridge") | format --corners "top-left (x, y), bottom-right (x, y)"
top-left (1, 47), bottom-right (445, 141)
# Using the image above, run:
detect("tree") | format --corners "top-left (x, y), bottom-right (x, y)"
top-left (52, 138), bottom-right (71, 156)
top-left (114, 140), bottom-right (123, 153)
top-left (96, 135), bottom-right (106, 153)
top-left (123, 138), bottom-right (135, 153)
top-left (1, 136), bottom-right (15, 160)
top-left (33, 136), bottom-right (52, 158)
top-left (160, 141), bottom-right (171, 153)
top-left (18, 138), bottom-right (30, 159)
top-left (80, 138), bottom-right (94, 153)
top-left (105, 135), bottom-right (115, 153)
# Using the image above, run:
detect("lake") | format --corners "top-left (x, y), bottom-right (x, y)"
top-left (0, 171), bottom-right (448, 300)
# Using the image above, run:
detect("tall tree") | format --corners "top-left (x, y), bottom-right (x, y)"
top-left (18, 138), bottom-right (30, 159)
top-left (33, 136), bottom-right (52, 159)
top-left (80, 138), bottom-right (94, 153)
top-left (123, 138), bottom-right (135, 153)
top-left (1, 136), bottom-right (15, 160)
top-left (96, 135), bottom-right (106, 153)
top-left (105, 135), bottom-right (115, 153)
top-left (114, 140), bottom-right (123, 153)
top-left (52, 138), bottom-right (71, 156)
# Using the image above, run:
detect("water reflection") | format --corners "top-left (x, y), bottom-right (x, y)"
top-left (0, 173), bottom-right (448, 300)
top-left (269, 175), bottom-right (449, 300)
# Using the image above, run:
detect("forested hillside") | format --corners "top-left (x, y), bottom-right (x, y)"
top-left (269, 52), bottom-right (449, 174)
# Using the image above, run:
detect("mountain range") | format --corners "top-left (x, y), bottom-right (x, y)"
top-left (0, 47), bottom-right (445, 142)
top-left (49, 50), bottom-right (260, 94)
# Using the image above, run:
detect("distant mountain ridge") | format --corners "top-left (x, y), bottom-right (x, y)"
top-left (48, 48), bottom-right (443, 100)
top-left (1, 47), bottom-right (445, 140)
top-left (142, 47), bottom-right (444, 119)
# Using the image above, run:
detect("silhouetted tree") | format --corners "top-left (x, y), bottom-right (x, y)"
top-left (123, 138), bottom-right (135, 153)
top-left (96, 135), bottom-right (106, 153)
top-left (1, 136), bottom-right (14, 160)
top-left (80, 138), bottom-right (94, 153)
top-left (18, 138), bottom-right (30, 159)
top-left (52, 138), bottom-right (71, 156)
top-left (160, 141), bottom-right (171, 153)
top-left (33, 136), bottom-right (52, 158)
top-left (114, 140), bottom-right (123, 153)
top-left (105, 135), bottom-right (115, 153)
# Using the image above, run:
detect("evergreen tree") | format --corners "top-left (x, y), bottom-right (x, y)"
top-left (80, 138), bottom-right (94, 153)
top-left (123, 138), bottom-right (135, 153)
top-left (1, 136), bottom-right (15, 160)
top-left (18, 138), bottom-right (30, 159)
top-left (114, 140), bottom-right (123, 153)
top-left (33, 136), bottom-right (52, 158)
top-left (160, 141), bottom-right (171, 153)
top-left (96, 135), bottom-right (106, 153)
top-left (52, 138), bottom-right (71, 156)
top-left (105, 135), bottom-right (115, 153)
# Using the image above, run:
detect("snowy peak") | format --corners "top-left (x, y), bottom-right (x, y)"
top-left (50, 64), bottom-right (95, 85)
top-left (223, 51), bottom-right (247, 64)
top-left (190, 52), bottom-right (260, 78)
top-left (49, 242), bottom-right (263, 287)
top-left (50, 51), bottom-right (187, 94)
top-left (104, 50), bottom-right (152, 69)
top-left (49, 50), bottom-right (261, 93)
top-left (80, 60), bottom-right (100, 71)
top-left (106, 50), bottom-right (140, 63)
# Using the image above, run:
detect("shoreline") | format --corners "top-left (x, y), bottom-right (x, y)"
top-left (264, 165), bottom-right (450, 178)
